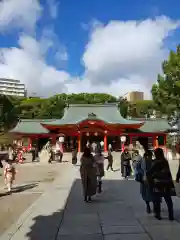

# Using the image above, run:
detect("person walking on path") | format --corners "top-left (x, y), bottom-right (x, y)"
top-left (80, 147), bottom-right (97, 202)
top-left (92, 142), bottom-right (97, 153)
top-left (106, 150), bottom-right (114, 171)
top-left (108, 143), bottom-right (112, 151)
top-left (31, 145), bottom-right (36, 162)
top-left (121, 148), bottom-right (132, 179)
top-left (176, 161), bottom-right (180, 183)
top-left (146, 148), bottom-right (176, 221)
top-left (132, 149), bottom-right (142, 176)
top-left (72, 148), bottom-right (78, 165)
top-left (59, 143), bottom-right (63, 162)
top-left (94, 149), bottom-right (105, 193)
top-left (4, 159), bottom-right (16, 193)
top-left (136, 150), bottom-right (156, 214)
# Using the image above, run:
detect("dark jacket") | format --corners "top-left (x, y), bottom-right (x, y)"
top-left (176, 163), bottom-right (180, 182)
top-left (121, 152), bottom-right (131, 175)
top-left (106, 154), bottom-right (113, 163)
top-left (147, 159), bottom-right (176, 197)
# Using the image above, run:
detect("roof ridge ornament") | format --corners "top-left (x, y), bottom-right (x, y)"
top-left (88, 112), bottom-right (96, 117)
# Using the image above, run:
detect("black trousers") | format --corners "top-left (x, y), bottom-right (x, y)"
top-left (59, 152), bottom-right (63, 162)
top-left (176, 164), bottom-right (180, 182)
top-left (32, 150), bottom-right (36, 161)
top-left (107, 162), bottom-right (113, 170)
top-left (154, 195), bottom-right (174, 218)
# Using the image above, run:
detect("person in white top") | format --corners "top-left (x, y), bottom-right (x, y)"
top-left (94, 149), bottom-right (105, 193)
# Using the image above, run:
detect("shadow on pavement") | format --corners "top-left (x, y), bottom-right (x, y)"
top-left (25, 178), bottom-right (180, 240)
top-left (0, 192), bottom-right (11, 197)
top-left (12, 183), bottom-right (38, 193)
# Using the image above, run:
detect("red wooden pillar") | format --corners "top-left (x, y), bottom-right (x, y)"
top-left (164, 134), bottom-right (167, 146)
top-left (78, 134), bottom-right (81, 152)
top-left (156, 136), bottom-right (159, 148)
top-left (129, 134), bottom-right (132, 144)
top-left (28, 138), bottom-right (32, 151)
top-left (153, 135), bottom-right (158, 149)
top-left (51, 135), bottom-right (56, 145)
top-left (104, 135), bottom-right (107, 152)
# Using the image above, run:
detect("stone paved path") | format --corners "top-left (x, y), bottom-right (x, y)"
top-left (1, 154), bottom-right (180, 240)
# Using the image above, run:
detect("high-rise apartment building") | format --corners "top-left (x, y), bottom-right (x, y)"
top-left (0, 78), bottom-right (26, 97)
top-left (124, 91), bottom-right (144, 102)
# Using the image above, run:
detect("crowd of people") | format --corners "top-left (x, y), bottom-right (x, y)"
top-left (1, 141), bottom-right (180, 220)
top-left (79, 145), bottom-right (179, 221)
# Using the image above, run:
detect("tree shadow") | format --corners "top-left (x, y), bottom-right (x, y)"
top-left (23, 177), bottom-right (180, 240)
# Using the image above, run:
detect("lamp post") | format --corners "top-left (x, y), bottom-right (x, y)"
top-left (120, 135), bottom-right (126, 152)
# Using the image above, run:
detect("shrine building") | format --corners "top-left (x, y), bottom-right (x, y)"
top-left (10, 104), bottom-right (171, 152)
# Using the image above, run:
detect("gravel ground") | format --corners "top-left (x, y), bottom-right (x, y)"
top-left (0, 162), bottom-right (61, 236)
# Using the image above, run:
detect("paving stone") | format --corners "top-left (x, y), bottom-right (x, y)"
top-left (144, 225), bottom-right (180, 240)
top-left (2, 155), bottom-right (180, 240)
top-left (58, 225), bottom-right (102, 235)
top-left (102, 225), bottom-right (145, 235)
top-left (99, 216), bottom-right (140, 226)
top-left (138, 216), bottom-right (180, 227)
top-left (62, 213), bottom-right (99, 226)
top-left (57, 234), bottom-right (103, 240)
top-left (104, 233), bottom-right (151, 240)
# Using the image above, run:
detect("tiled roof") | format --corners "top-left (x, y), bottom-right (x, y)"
top-left (139, 119), bottom-right (171, 132)
top-left (10, 119), bottom-right (51, 134)
top-left (42, 104), bottom-right (143, 126)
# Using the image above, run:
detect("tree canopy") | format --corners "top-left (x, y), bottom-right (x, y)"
top-left (151, 45), bottom-right (180, 117)
top-left (0, 92), bottom-right (157, 132)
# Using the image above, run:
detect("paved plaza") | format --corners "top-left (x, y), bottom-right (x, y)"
top-left (1, 153), bottom-right (180, 240)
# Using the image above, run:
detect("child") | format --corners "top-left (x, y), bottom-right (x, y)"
top-left (106, 150), bottom-right (114, 171)
top-left (4, 159), bottom-right (16, 192)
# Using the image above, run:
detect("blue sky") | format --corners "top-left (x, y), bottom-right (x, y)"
top-left (0, 0), bottom-right (180, 97)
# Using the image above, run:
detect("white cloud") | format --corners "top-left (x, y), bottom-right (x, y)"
top-left (0, 8), bottom-right (180, 99)
top-left (82, 16), bottom-right (180, 98)
top-left (81, 19), bottom-right (102, 32)
top-left (0, 0), bottom-right (42, 32)
top-left (0, 34), bottom-right (70, 97)
top-left (55, 51), bottom-right (68, 61)
top-left (47, 0), bottom-right (59, 19)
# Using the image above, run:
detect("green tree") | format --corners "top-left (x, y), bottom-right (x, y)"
top-left (118, 97), bottom-right (129, 118)
top-left (151, 45), bottom-right (180, 116)
top-left (135, 100), bottom-right (155, 118)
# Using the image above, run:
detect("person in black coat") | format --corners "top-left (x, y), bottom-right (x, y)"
top-left (176, 162), bottom-right (180, 183)
top-left (0, 159), bottom-right (3, 168)
top-left (72, 148), bottom-right (78, 165)
top-left (146, 148), bottom-right (175, 221)
top-left (106, 150), bottom-right (113, 171)
top-left (121, 149), bottom-right (132, 178)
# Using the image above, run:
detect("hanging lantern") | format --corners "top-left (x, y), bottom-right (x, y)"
top-left (94, 132), bottom-right (98, 136)
top-left (120, 136), bottom-right (126, 143)
top-left (59, 136), bottom-right (64, 143)
top-left (86, 132), bottom-right (89, 136)
top-left (104, 130), bottom-right (107, 134)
